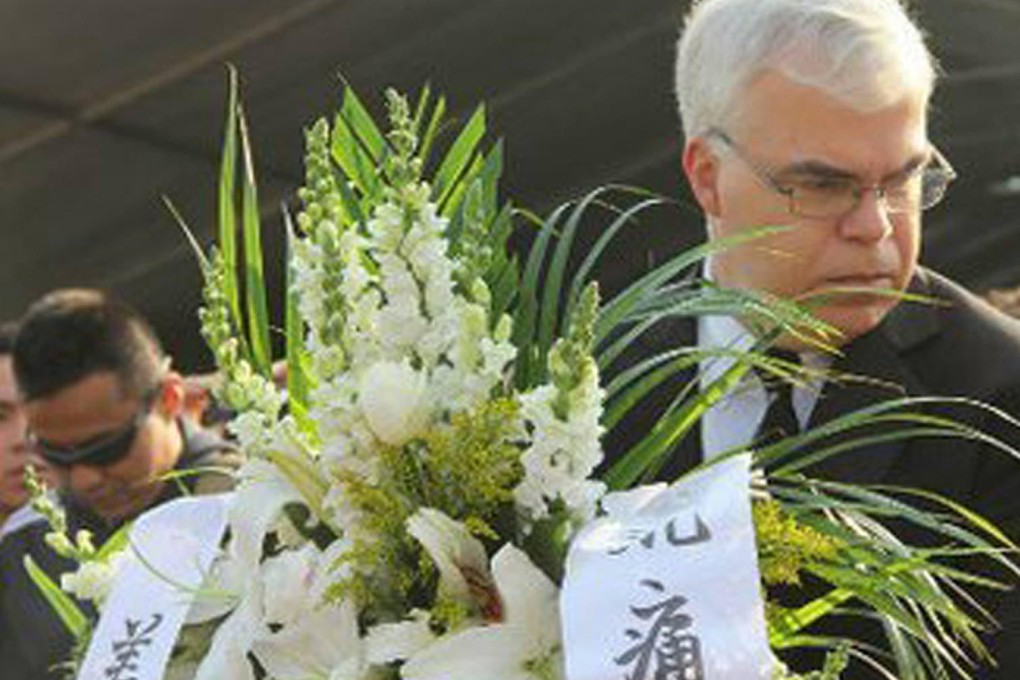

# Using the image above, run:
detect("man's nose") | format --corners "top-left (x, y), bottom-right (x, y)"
top-left (838, 188), bottom-right (895, 242)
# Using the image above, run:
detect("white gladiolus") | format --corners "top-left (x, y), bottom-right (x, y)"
top-left (357, 360), bottom-right (431, 446)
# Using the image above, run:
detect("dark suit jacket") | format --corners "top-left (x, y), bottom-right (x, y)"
top-left (602, 268), bottom-right (1020, 678)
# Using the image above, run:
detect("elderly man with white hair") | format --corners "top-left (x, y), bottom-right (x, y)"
top-left (604, 0), bottom-right (1020, 676)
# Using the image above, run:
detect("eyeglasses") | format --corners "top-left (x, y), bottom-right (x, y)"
top-left (707, 129), bottom-right (957, 220)
top-left (29, 387), bottom-right (160, 468)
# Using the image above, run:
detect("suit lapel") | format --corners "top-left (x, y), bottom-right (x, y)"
top-left (806, 271), bottom-right (940, 485)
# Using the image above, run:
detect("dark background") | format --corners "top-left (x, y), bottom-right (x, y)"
top-left (1, 0), bottom-right (1018, 371)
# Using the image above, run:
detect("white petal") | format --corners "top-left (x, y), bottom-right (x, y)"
top-left (193, 590), bottom-right (264, 680)
top-left (357, 360), bottom-right (430, 446)
top-left (228, 460), bottom-right (303, 570)
top-left (406, 508), bottom-right (490, 603)
top-left (252, 600), bottom-right (361, 679)
top-left (402, 625), bottom-right (534, 680)
top-left (260, 545), bottom-right (319, 626)
top-left (491, 544), bottom-right (559, 633)
top-left (364, 610), bottom-right (436, 664)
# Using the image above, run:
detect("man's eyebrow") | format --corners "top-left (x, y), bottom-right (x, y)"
top-left (777, 152), bottom-right (931, 183)
top-left (778, 160), bottom-right (857, 181)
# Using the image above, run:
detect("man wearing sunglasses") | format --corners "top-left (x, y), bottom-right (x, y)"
top-left (603, 0), bottom-right (1020, 677)
top-left (1, 288), bottom-right (241, 679)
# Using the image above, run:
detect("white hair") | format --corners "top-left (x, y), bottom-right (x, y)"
top-left (675, 0), bottom-right (938, 139)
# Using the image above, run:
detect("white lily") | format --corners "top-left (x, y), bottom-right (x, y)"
top-left (406, 508), bottom-right (492, 610)
top-left (189, 459), bottom-right (308, 679)
top-left (402, 544), bottom-right (564, 680)
top-left (252, 599), bottom-right (373, 680)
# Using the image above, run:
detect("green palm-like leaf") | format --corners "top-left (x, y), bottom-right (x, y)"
top-left (237, 107), bottom-right (272, 376)
top-left (24, 555), bottom-right (89, 640)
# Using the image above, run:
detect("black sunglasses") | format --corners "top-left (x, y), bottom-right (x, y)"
top-left (30, 387), bottom-right (160, 468)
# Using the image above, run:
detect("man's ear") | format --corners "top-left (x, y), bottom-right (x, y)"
top-left (682, 137), bottom-right (722, 217)
top-left (156, 372), bottom-right (185, 419)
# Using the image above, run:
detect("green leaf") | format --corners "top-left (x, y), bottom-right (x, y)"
top-left (418, 94), bottom-right (447, 175)
top-left (283, 206), bottom-right (311, 422)
top-left (595, 226), bottom-right (792, 345)
top-left (512, 201), bottom-right (570, 388)
top-left (238, 107), bottom-right (272, 376)
top-left (218, 65), bottom-right (242, 332)
top-left (434, 103), bottom-right (486, 210)
top-left (95, 523), bottom-right (132, 561)
top-left (24, 555), bottom-right (89, 640)
top-left (568, 193), bottom-right (670, 315)
top-left (536, 187), bottom-right (608, 368)
top-left (332, 86), bottom-right (386, 201)
top-left (162, 195), bottom-right (208, 271)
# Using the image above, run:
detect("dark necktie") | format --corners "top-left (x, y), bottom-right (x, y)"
top-left (754, 349), bottom-right (801, 447)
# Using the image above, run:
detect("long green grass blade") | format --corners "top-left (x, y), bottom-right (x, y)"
top-left (283, 206), bottom-right (311, 421)
top-left (434, 103), bottom-right (485, 210)
top-left (536, 187), bottom-right (607, 364)
top-left (513, 202), bottom-right (570, 388)
top-left (162, 195), bottom-right (209, 271)
top-left (418, 94), bottom-right (446, 174)
top-left (218, 65), bottom-right (242, 331)
top-left (332, 87), bottom-right (386, 201)
top-left (595, 226), bottom-right (790, 344)
top-left (24, 555), bottom-right (89, 639)
top-left (238, 107), bottom-right (272, 376)
top-left (568, 194), bottom-right (670, 314)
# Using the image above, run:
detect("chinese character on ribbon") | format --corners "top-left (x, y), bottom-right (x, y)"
top-left (103, 613), bottom-right (164, 680)
top-left (608, 514), bottom-right (712, 557)
top-left (615, 580), bottom-right (705, 680)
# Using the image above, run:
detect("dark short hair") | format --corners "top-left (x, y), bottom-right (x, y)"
top-left (0, 321), bottom-right (19, 356)
top-left (13, 289), bottom-right (165, 401)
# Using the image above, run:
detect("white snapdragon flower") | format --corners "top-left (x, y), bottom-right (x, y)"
top-left (515, 372), bottom-right (606, 524)
top-left (357, 360), bottom-right (431, 446)
top-left (227, 411), bottom-right (274, 456)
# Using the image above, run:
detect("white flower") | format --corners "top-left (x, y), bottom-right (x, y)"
top-left (357, 360), bottom-right (431, 446)
top-left (364, 609), bottom-right (436, 664)
top-left (261, 544), bottom-right (320, 626)
top-left (402, 544), bottom-right (564, 680)
top-left (60, 551), bottom-right (132, 605)
top-left (406, 508), bottom-right (491, 608)
top-left (252, 599), bottom-right (372, 680)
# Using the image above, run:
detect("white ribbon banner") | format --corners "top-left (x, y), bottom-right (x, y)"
top-left (77, 494), bottom-right (230, 680)
top-left (561, 453), bottom-right (772, 680)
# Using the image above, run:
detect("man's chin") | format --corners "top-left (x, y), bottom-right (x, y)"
top-left (814, 299), bottom-right (897, 347)
top-left (79, 491), bottom-right (152, 523)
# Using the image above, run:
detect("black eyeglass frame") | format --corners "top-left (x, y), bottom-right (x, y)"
top-left (706, 128), bottom-right (957, 220)
top-left (29, 385), bottom-right (162, 468)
